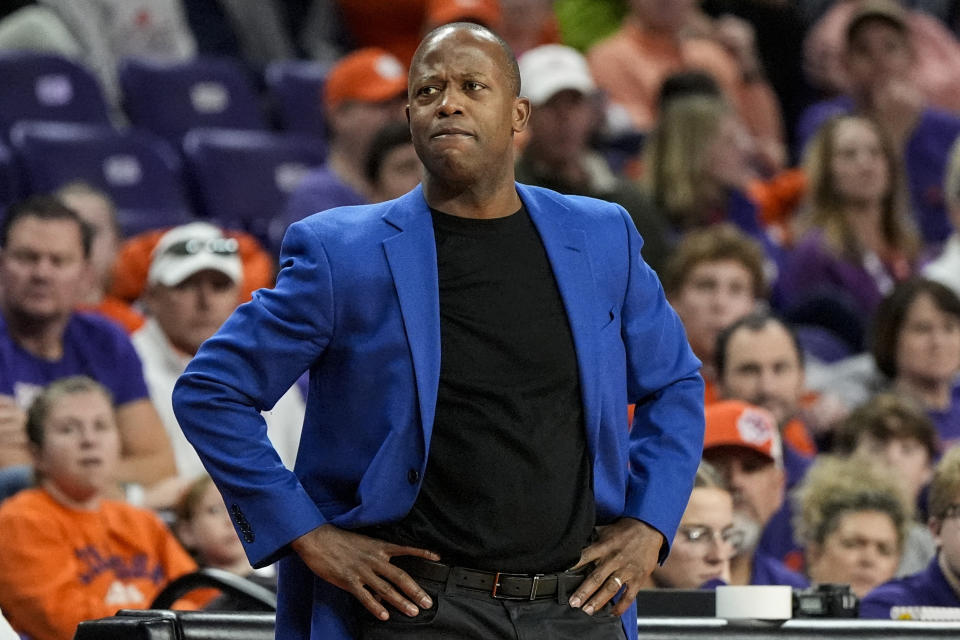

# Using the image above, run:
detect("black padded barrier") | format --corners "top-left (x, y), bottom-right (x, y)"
top-left (73, 610), bottom-right (275, 640)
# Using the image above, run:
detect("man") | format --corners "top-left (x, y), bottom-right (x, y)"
top-left (174, 22), bottom-right (704, 640)
top-left (133, 222), bottom-right (304, 481)
top-left (0, 196), bottom-right (176, 500)
top-left (514, 43), bottom-right (672, 273)
top-left (54, 181), bottom-right (145, 333)
top-left (795, 0), bottom-right (960, 245)
top-left (702, 399), bottom-right (808, 588)
top-left (282, 47), bottom-right (408, 225)
top-left (715, 312), bottom-right (817, 570)
top-left (716, 312), bottom-right (816, 471)
top-left (586, 0), bottom-right (784, 170)
top-left (860, 445), bottom-right (960, 618)
top-left (662, 224), bottom-right (766, 404)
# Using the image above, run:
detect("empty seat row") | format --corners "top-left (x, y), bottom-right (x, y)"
top-left (0, 51), bottom-right (331, 145)
top-left (1, 121), bottom-right (325, 250)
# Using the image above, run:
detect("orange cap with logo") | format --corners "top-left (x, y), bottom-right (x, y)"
top-left (703, 400), bottom-right (782, 465)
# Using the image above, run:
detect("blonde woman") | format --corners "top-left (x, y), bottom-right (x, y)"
top-left (781, 114), bottom-right (918, 321)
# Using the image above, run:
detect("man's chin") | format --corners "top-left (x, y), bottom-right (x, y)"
top-left (731, 512), bottom-right (763, 555)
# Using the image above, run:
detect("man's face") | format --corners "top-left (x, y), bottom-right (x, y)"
top-left (0, 215), bottom-right (88, 323)
top-left (332, 97), bottom-right (406, 164)
top-left (670, 260), bottom-right (757, 362)
top-left (854, 435), bottom-right (932, 502)
top-left (372, 142), bottom-right (422, 202)
top-left (844, 19), bottom-right (912, 99)
top-left (720, 322), bottom-right (804, 428)
top-left (527, 89), bottom-right (595, 165)
top-left (145, 269), bottom-right (239, 356)
top-left (703, 446), bottom-right (785, 532)
top-left (59, 191), bottom-right (119, 290)
top-left (407, 27), bottom-right (529, 188)
top-left (934, 492), bottom-right (960, 578)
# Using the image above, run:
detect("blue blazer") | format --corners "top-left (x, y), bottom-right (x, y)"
top-left (173, 183), bottom-right (705, 640)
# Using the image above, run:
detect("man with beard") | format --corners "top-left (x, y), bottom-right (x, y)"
top-left (702, 399), bottom-right (808, 587)
top-left (715, 312), bottom-right (816, 569)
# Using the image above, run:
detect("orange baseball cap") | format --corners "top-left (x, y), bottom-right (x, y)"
top-left (427, 0), bottom-right (502, 29)
top-left (703, 400), bottom-right (782, 465)
top-left (324, 48), bottom-right (408, 112)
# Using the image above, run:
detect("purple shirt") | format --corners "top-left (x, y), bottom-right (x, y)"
top-left (930, 384), bottom-right (960, 450)
top-left (751, 550), bottom-right (810, 588)
top-left (282, 164), bottom-right (366, 227)
top-left (779, 229), bottom-right (892, 317)
top-left (0, 312), bottom-right (149, 409)
top-left (757, 445), bottom-right (812, 568)
top-left (860, 556), bottom-right (960, 619)
top-left (795, 97), bottom-right (960, 245)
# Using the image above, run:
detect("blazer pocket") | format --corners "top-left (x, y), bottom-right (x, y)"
top-left (600, 305), bottom-right (617, 331)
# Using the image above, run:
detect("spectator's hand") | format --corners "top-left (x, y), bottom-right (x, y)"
top-left (291, 524), bottom-right (440, 621)
top-left (0, 395), bottom-right (27, 456)
top-left (568, 517), bottom-right (664, 616)
top-left (870, 78), bottom-right (923, 148)
top-left (713, 15), bottom-right (763, 80)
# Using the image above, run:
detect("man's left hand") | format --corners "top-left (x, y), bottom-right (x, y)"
top-left (568, 518), bottom-right (664, 616)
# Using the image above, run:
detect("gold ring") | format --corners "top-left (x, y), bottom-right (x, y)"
top-left (612, 576), bottom-right (623, 588)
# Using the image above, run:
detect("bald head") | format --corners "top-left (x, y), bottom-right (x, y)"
top-left (411, 22), bottom-right (521, 98)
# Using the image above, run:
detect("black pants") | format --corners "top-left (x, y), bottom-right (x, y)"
top-left (359, 574), bottom-right (627, 640)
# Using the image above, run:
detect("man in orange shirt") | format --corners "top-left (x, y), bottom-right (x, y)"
top-left (587, 0), bottom-right (784, 171)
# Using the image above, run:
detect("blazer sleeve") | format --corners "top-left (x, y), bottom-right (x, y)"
top-left (618, 207), bottom-right (705, 561)
top-left (172, 220), bottom-right (334, 567)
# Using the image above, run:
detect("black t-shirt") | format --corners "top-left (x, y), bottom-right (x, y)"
top-left (375, 204), bottom-right (596, 573)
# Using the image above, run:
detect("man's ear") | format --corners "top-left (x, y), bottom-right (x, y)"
top-left (512, 96), bottom-right (531, 134)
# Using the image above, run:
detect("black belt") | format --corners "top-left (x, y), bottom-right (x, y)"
top-left (393, 556), bottom-right (587, 601)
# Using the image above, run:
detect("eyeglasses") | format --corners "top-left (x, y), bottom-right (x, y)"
top-left (677, 525), bottom-right (745, 551)
top-left (163, 237), bottom-right (238, 257)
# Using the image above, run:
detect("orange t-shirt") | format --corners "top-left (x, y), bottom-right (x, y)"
top-left (0, 489), bottom-right (205, 640)
top-left (587, 20), bottom-right (784, 148)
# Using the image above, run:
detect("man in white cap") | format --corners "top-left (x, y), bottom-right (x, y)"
top-left (133, 222), bottom-right (304, 482)
top-left (515, 44), bottom-right (671, 273)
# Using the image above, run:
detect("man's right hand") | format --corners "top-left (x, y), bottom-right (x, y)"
top-left (290, 524), bottom-right (440, 621)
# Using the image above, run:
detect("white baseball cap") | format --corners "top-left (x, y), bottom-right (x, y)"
top-left (148, 222), bottom-right (242, 287)
top-left (518, 44), bottom-right (596, 107)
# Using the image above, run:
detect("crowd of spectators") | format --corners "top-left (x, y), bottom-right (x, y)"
top-left (0, 0), bottom-right (959, 636)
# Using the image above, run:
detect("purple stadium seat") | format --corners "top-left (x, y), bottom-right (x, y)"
top-left (0, 141), bottom-right (21, 210)
top-left (182, 127), bottom-right (325, 251)
top-left (0, 52), bottom-right (111, 141)
top-left (264, 60), bottom-right (330, 140)
top-left (10, 121), bottom-right (194, 236)
top-left (118, 56), bottom-right (267, 145)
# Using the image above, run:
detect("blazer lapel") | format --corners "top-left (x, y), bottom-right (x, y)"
top-left (519, 184), bottom-right (603, 457)
top-left (381, 187), bottom-right (442, 448)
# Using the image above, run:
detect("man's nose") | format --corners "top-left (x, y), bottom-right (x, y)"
top-left (437, 90), bottom-right (463, 116)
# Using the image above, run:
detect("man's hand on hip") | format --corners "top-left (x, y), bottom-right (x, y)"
top-left (568, 518), bottom-right (664, 616)
top-left (290, 524), bottom-right (440, 621)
